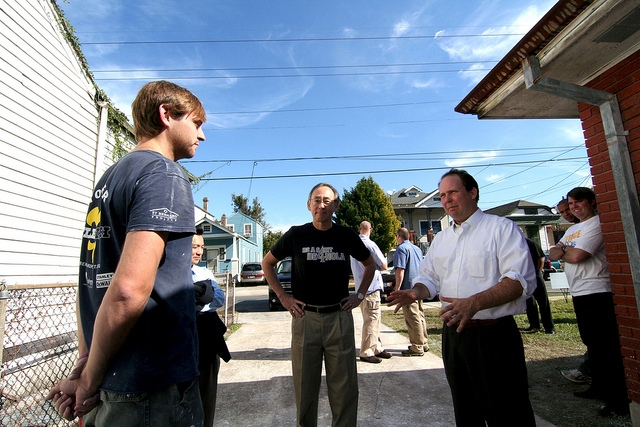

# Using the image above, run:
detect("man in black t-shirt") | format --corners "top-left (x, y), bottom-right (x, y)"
top-left (47, 81), bottom-right (206, 426)
top-left (524, 237), bottom-right (555, 334)
top-left (263, 183), bottom-right (375, 427)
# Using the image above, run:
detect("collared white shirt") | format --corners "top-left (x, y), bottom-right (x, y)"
top-left (413, 209), bottom-right (536, 319)
top-left (192, 264), bottom-right (225, 312)
top-left (350, 234), bottom-right (386, 294)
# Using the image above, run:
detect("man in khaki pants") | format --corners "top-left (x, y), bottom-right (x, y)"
top-left (394, 228), bottom-right (428, 356)
top-left (350, 221), bottom-right (393, 363)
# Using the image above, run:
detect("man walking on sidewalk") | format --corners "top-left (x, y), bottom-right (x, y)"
top-left (350, 221), bottom-right (393, 364)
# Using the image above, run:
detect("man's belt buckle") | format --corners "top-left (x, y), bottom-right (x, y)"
top-left (304, 303), bottom-right (342, 314)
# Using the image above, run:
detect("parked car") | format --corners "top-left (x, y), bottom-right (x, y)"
top-left (380, 265), bottom-right (395, 303)
top-left (239, 262), bottom-right (266, 286)
top-left (268, 258), bottom-right (292, 311)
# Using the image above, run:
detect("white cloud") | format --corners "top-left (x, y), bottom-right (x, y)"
top-left (411, 78), bottom-right (444, 89)
top-left (437, 3), bottom-right (556, 85)
top-left (393, 20), bottom-right (411, 37)
top-left (485, 173), bottom-right (505, 183)
top-left (208, 82), bottom-right (313, 129)
top-left (445, 151), bottom-right (499, 168)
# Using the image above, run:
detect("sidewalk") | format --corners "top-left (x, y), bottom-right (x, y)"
top-left (215, 288), bottom-right (556, 426)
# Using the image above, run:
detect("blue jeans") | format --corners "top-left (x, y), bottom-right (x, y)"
top-left (82, 379), bottom-right (203, 427)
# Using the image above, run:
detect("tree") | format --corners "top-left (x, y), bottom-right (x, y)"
top-left (335, 176), bottom-right (400, 254)
top-left (231, 193), bottom-right (268, 227)
top-left (263, 229), bottom-right (283, 254)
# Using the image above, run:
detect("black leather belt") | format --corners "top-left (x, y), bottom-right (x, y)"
top-left (464, 316), bottom-right (512, 328)
top-left (304, 303), bottom-right (342, 313)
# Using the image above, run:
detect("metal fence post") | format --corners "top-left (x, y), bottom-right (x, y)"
top-left (0, 279), bottom-right (8, 368)
top-left (0, 278), bottom-right (8, 410)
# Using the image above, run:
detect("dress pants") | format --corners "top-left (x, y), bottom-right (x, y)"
top-left (291, 309), bottom-right (358, 427)
top-left (442, 316), bottom-right (535, 427)
top-left (402, 299), bottom-right (428, 352)
top-left (359, 291), bottom-right (384, 357)
top-left (525, 271), bottom-right (555, 332)
top-left (573, 292), bottom-right (627, 406)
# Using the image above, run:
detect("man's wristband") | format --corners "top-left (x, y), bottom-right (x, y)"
top-left (78, 352), bottom-right (89, 361)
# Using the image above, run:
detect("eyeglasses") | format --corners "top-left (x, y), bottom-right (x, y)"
top-left (310, 198), bottom-right (335, 206)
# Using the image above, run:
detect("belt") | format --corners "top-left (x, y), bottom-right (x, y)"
top-left (304, 303), bottom-right (342, 314)
top-left (463, 316), bottom-right (512, 328)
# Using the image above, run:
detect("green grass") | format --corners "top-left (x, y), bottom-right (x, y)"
top-left (381, 295), bottom-right (586, 360)
top-left (224, 323), bottom-right (242, 339)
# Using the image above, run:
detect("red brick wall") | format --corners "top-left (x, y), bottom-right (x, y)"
top-left (579, 48), bottom-right (640, 402)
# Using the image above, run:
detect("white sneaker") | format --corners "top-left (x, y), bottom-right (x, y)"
top-left (561, 369), bottom-right (592, 384)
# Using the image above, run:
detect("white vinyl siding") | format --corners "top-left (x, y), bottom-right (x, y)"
top-left (0, 0), bottom-right (121, 285)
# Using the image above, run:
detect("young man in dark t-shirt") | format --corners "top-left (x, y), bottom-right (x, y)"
top-left (47, 81), bottom-right (207, 426)
top-left (262, 183), bottom-right (376, 427)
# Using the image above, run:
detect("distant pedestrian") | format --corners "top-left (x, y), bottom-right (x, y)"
top-left (350, 221), bottom-right (392, 364)
top-left (394, 228), bottom-right (428, 356)
top-left (192, 229), bottom-right (231, 427)
top-left (387, 168), bottom-right (537, 426)
top-left (523, 237), bottom-right (555, 334)
top-left (262, 183), bottom-right (376, 427)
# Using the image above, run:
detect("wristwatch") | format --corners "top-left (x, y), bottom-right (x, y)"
top-left (356, 292), bottom-right (365, 300)
top-left (561, 245), bottom-right (567, 253)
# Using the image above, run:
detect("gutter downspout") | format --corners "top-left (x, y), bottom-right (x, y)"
top-left (523, 55), bottom-right (640, 310)
top-left (95, 101), bottom-right (109, 187)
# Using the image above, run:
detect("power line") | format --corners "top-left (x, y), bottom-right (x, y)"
top-left (91, 61), bottom-right (500, 74)
top-left (195, 157), bottom-right (586, 181)
top-left (182, 145), bottom-right (584, 164)
top-left (81, 33), bottom-right (526, 46)
top-left (94, 68), bottom-right (491, 81)
top-left (207, 100), bottom-right (459, 115)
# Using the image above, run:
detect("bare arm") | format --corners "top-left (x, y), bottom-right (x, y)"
top-left (342, 255), bottom-right (376, 311)
top-left (439, 277), bottom-right (523, 333)
top-left (549, 242), bottom-right (592, 264)
top-left (394, 267), bottom-right (405, 291)
top-left (386, 283), bottom-right (431, 313)
top-left (262, 252), bottom-right (305, 316)
top-left (77, 230), bottom-right (167, 407)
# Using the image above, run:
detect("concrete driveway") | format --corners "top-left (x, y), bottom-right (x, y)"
top-left (215, 286), bottom-right (555, 427)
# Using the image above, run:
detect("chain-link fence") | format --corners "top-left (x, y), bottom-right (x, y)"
top-left (1, 284), bottom-right (79, 427)
top-left (1, 276), bottom-right (236, 426)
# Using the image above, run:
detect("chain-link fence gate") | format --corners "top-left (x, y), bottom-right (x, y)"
top-left (1, 275), bottom-right (236, 426)
top-left (1, 283), bottom-right (79, 426)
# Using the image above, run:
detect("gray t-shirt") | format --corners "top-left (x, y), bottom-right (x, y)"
top-left (78, 150), bottom-right (198, 393)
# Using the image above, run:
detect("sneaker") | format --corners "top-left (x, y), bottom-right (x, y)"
top-left (561, 369), bottom-right (592, 384)
top-left (401, 349), bottom-right (424, 357)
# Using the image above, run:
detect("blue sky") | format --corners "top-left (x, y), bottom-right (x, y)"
top-left (60, 0), bottom-right (590, 232)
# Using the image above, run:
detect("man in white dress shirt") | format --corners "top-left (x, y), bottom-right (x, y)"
top-left (350, 221), bottom-right (392, 363)
top-left (387, 168), bottom-right (536, 426)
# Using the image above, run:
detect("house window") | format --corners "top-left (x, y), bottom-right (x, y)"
top-left (244, 223), bottom-right (253, 238)
top-left (227, 224), bottom-right (235, 232)
top-left (206, 247), bottom-right (226, 261)
top-left (419, 220), bottom-right (442, 236)
top-left (202, 224), bottom-right (211, 233)
top-left (524, 208), bottom-right (538, 215)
